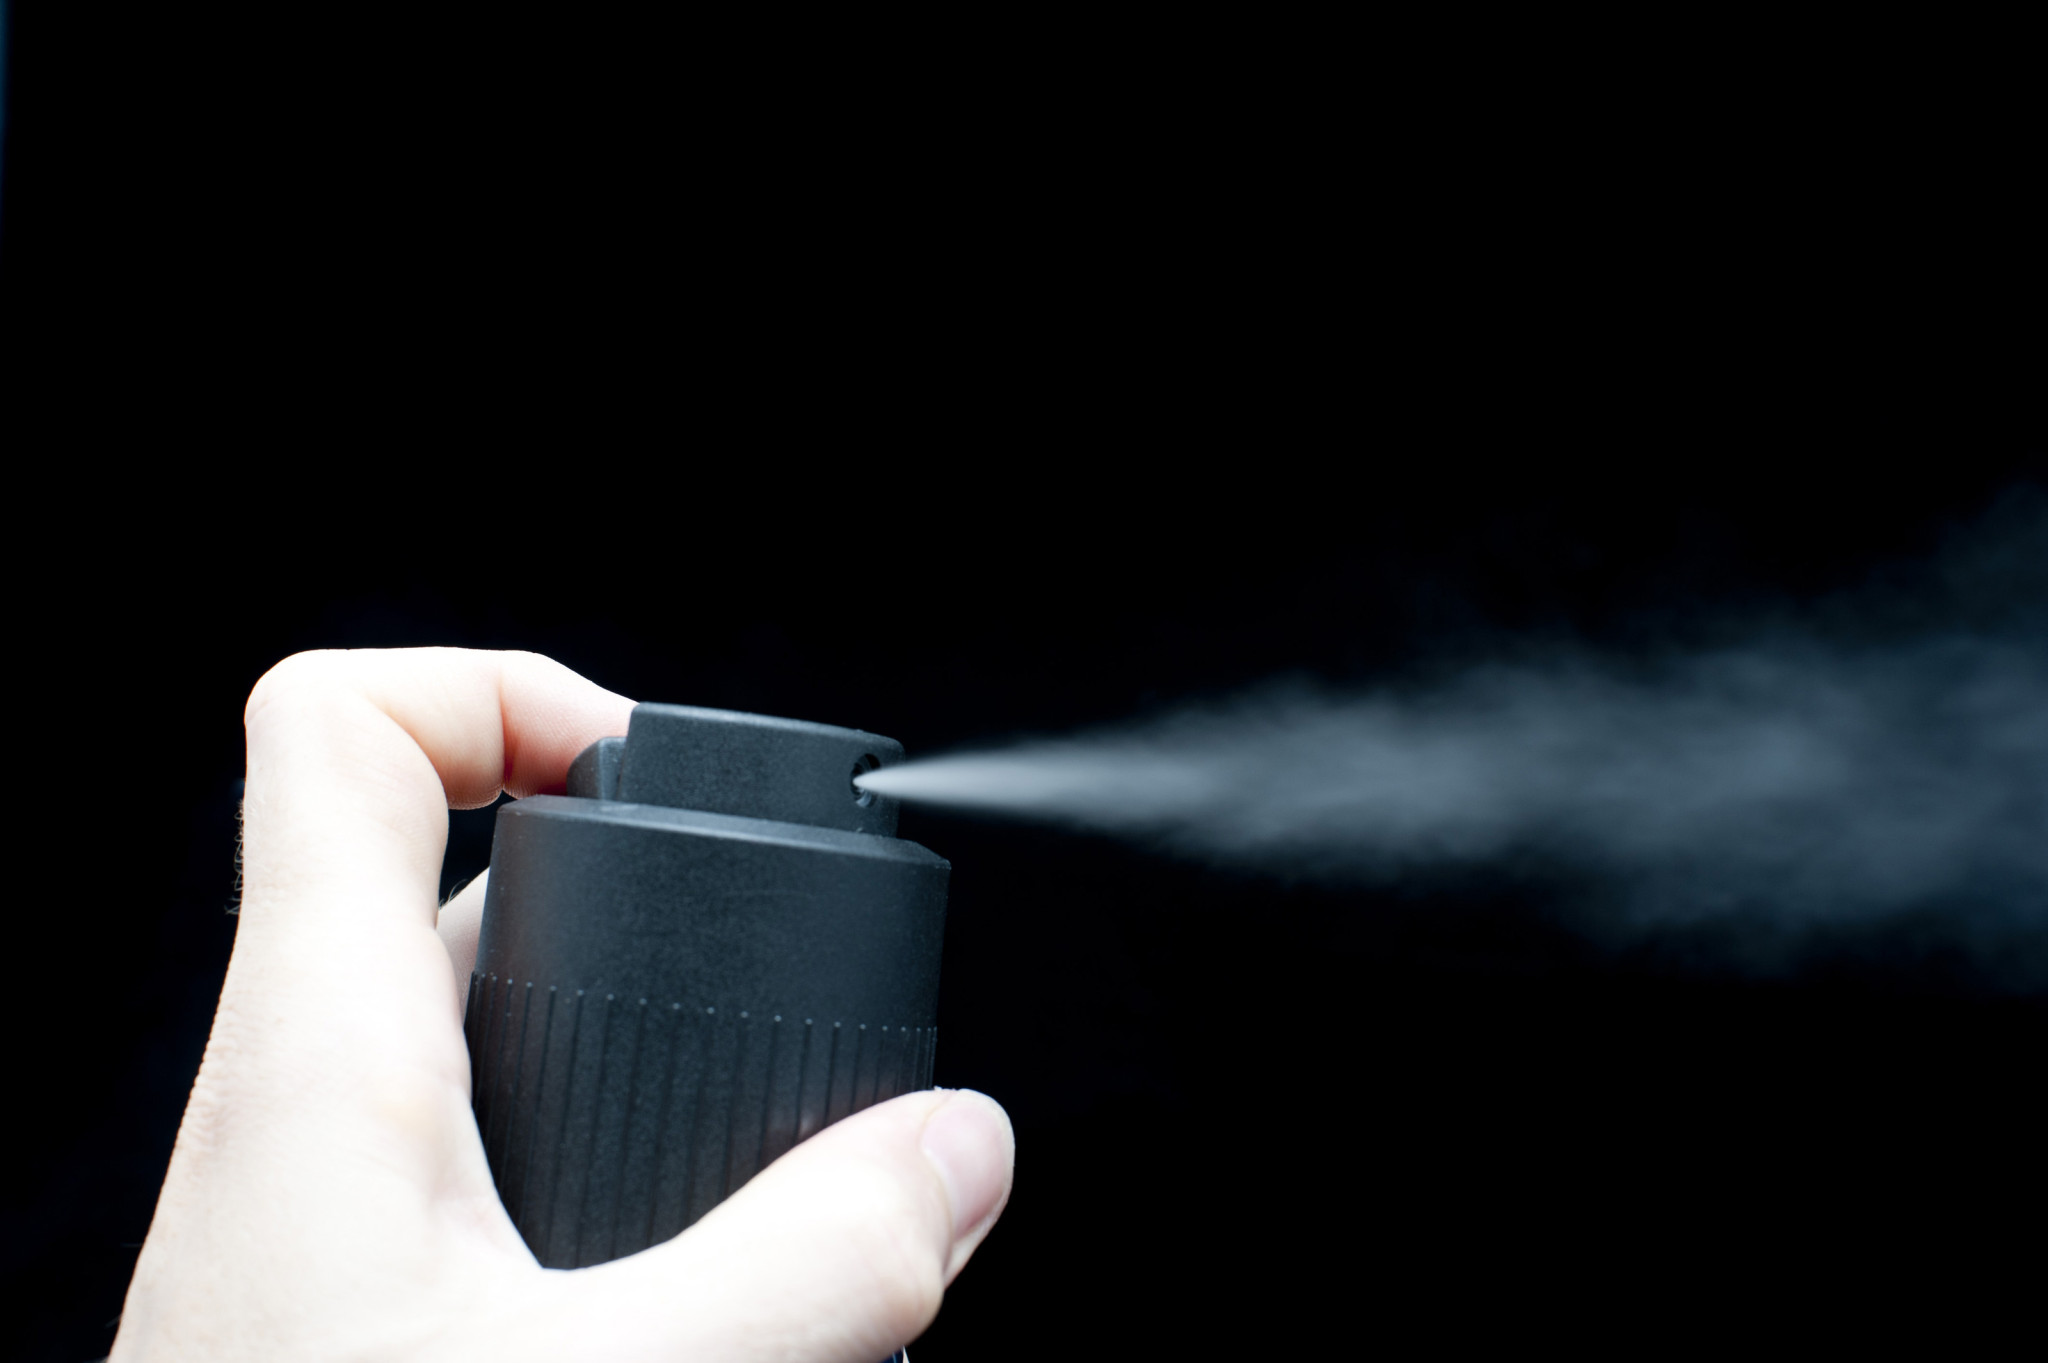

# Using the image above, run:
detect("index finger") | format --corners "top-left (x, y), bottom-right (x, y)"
top-left (239, 647), bottom-right (634, 939)
top-left (150, 650), bottom-right (633, 1281)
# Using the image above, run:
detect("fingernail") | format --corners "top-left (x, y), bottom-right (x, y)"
top-left (919, 1090), bottom-right (1012, 1240)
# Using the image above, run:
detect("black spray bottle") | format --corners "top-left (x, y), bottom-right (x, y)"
top-left (464, 704), bottom-right (949, 1359)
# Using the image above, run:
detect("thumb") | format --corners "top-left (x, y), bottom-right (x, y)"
top-left (532, 1089), bottom-right (1014, 1363)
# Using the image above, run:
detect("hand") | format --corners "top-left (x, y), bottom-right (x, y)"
top-left (113, 649), bottom-right (1014, 1361)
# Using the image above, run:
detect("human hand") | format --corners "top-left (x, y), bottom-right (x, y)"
top-left (112, 649), bottom-right (1013, 1361)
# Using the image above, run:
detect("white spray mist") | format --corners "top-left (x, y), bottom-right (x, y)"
top-left (858, 488), bottom-right (2048, 952)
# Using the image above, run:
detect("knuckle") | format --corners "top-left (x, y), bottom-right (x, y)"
top-left (244, 650), bottom-right (348, 724)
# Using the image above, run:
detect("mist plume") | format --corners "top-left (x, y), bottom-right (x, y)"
top-left (859, 487), bottom-right (2046, 962)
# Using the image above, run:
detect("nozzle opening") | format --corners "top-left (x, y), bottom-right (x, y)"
top-left (851, 753), bottom-right (881, 806)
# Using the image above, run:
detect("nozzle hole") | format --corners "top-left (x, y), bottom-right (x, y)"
top-left (851, 753), bottom-right (880, 806)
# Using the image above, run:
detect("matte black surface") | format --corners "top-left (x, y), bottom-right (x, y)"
top-left (565, 736), bottom-right (625, 802)
top-left (480, 800), bottom-right (946, 1022)
top-left (616, 705), bottom-right (906, 837)
top-left (470, 707), bottom-right (948, 1267)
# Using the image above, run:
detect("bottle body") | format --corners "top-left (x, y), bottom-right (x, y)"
top-left (464, 708), bottom-right (949, 1269)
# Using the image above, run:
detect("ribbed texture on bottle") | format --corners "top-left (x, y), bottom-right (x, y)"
top-left (464, 972), bottom-right (938, 1269)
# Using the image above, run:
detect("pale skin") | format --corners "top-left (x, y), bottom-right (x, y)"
top-left (112, 648), bottom-right (1014, 1362)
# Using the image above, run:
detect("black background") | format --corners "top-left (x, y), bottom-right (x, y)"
top-left (4, 5), bottom-right (2044, 1359)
